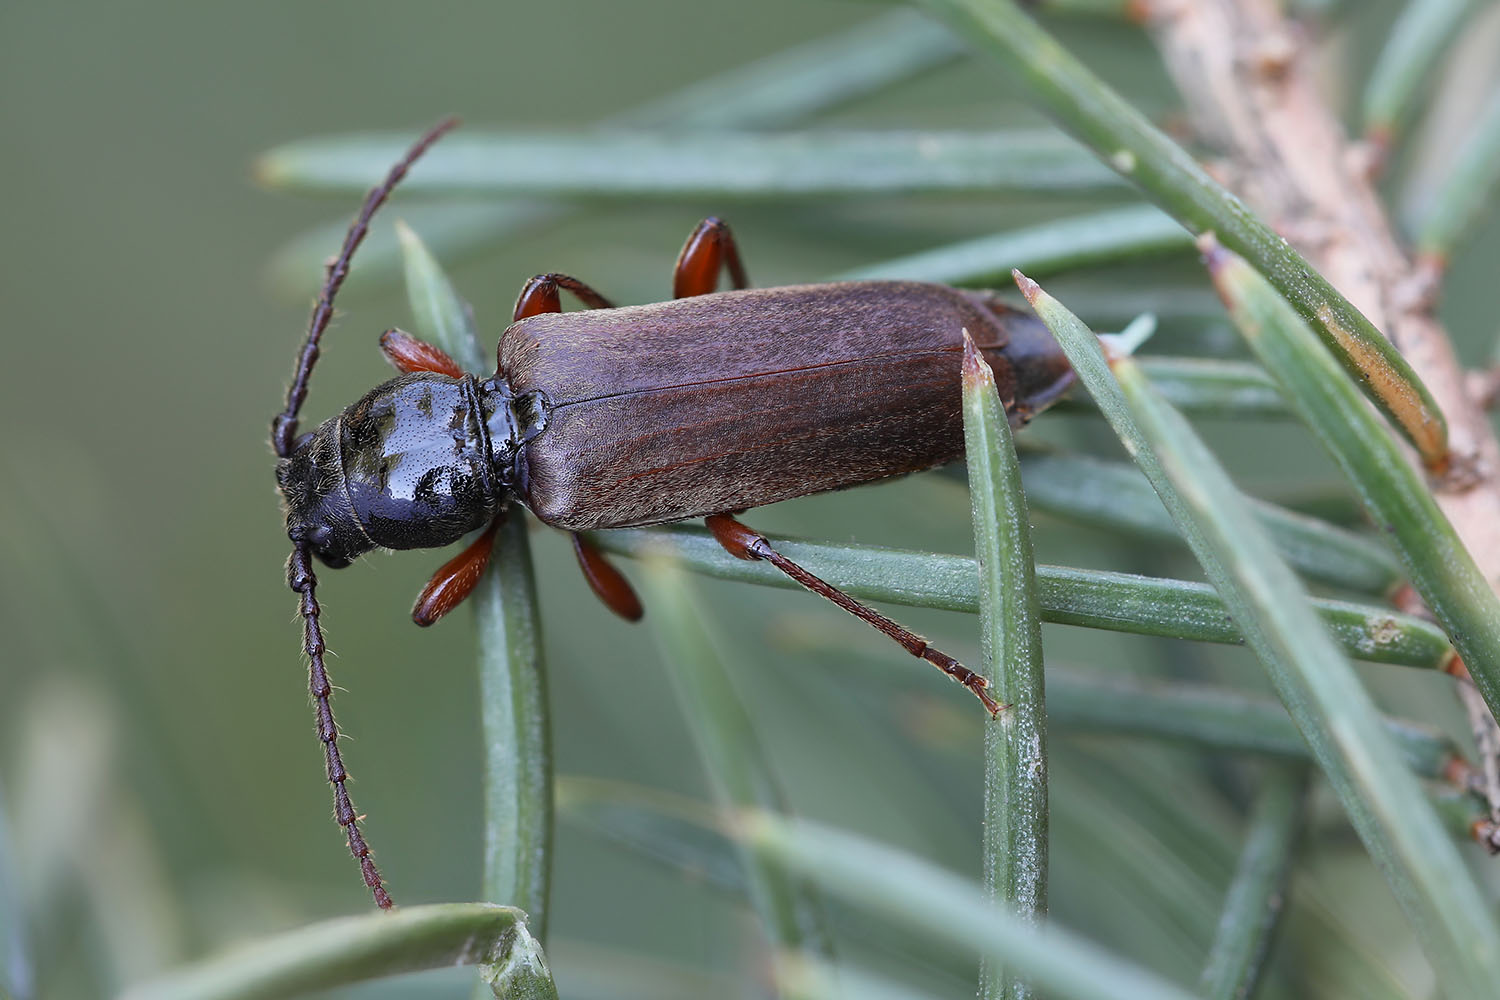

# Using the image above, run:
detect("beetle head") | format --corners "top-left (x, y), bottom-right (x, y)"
top-left (276, 420), bottom-right (375, 569)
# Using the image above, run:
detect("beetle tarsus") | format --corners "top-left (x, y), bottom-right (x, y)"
top-left (919, 645), bottom-right (1002, 716)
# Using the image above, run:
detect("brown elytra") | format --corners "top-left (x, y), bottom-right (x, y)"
top-left (502, 280), bottom-right (1073, 531)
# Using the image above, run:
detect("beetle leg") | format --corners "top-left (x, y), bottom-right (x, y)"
top-left (704, 514), bottom-right (1001, 715)
top-left (512, 271), bottom-right (642, 623)
top-left (514, 273), bottom-right (615, 320)
top-left (673, 217), bottom-right (749, 298)
top-left (379, 328), bottom-right (465, 377)
top-left (411, 519), bottom-right (501, 626)
top-left (572, 533), bottom-right (644, 621)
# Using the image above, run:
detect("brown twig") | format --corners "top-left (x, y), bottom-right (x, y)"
top-left (1142, 0), bottom-right (1500, 826)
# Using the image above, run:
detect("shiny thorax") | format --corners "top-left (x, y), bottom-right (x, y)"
top-left (276, 372), bottom-right (543, 567)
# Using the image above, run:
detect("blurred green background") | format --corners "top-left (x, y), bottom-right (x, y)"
top-left (2, 1), bottom-right (1498, 997)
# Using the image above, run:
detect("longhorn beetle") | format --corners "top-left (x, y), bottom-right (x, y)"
top-left (272, 119), bottom-right (1075, 908)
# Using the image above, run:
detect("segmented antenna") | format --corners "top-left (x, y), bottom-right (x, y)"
top-left (274, 117), bottom-right (458, 909)
top-left (288, 545), bottom-right (392, 907)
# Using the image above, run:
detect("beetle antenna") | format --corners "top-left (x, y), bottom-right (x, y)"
top-left (288, 545), bottom-right (392, 908)
top-left (271, 116), bottom-right (459, 458)
top-left (274, 117), bottom-right (457, 910)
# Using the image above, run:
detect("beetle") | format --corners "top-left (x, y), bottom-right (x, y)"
top-left (272, 119), bottom-right (1075, 908)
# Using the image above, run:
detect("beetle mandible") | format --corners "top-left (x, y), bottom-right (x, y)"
top-left (271, 119), bottom-right (1075, 909)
